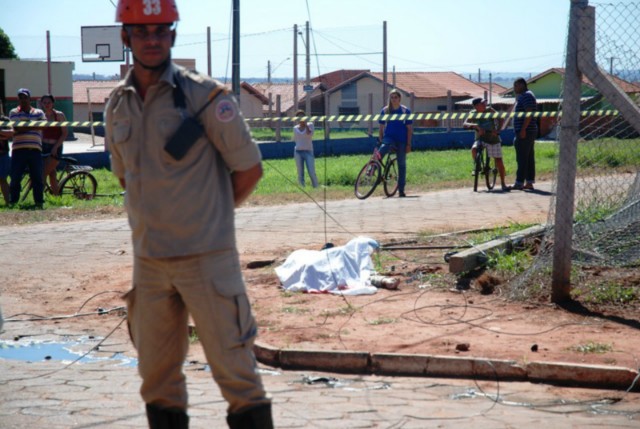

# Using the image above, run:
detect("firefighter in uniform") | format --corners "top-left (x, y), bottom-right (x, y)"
top-left (105, 1), bottom-right (273, 427)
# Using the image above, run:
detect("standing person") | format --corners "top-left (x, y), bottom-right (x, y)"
top-left (40, 94), bottom-right (68, 195)
top-left (512, 77), bottom-right (538, 190)
top-left (105, 1), bottom-right (272, 428)
top-left (378, 89), bottom-right (413, 197)
top-left (463, 98), bottom-right (511, 192)
top-left (293, 109), bottom-right (318, 188)
top-left (8, 88), bottom-right (46, 208)
top-left (0, 114), bottom-right (13, 205)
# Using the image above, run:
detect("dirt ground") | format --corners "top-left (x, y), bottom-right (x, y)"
top-left (3, 223), bottom-right (639, 376)
top-left (240, 239), bottom-right (640, 370)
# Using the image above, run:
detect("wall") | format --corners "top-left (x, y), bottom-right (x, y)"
top-left (0, 60), bottom-right (74, 119)
top-left (529, 72), bottom-right (599, 99)
top-left (255, 129), bottom-right (516, 160)
top-left (239, 89), bottom-right (265, 119)
top-left (66, 129), bottom-right (515, 168)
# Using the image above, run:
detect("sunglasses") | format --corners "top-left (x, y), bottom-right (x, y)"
top-left (127, 25), bottom-right (174, 41)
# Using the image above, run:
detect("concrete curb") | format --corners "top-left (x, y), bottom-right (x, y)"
top-left (254, 341), bottom-right (639, 391)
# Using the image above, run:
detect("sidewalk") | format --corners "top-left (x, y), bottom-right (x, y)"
top-left (1, 186), bottom-right (639, 427)
top-left (2, 357), bottom-right (638, 428)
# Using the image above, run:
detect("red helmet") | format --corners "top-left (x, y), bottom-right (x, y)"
top-left (116, 0), bottom-right (179, 24)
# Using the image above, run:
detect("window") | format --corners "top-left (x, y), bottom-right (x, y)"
top-left (338, 106), bottom-right (360, 115)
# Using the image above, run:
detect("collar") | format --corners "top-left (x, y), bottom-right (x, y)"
top-left (122, 61), bottom-right (178, 93)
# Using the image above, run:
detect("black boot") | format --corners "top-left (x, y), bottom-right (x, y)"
top-left (226, 403), bottom-right (274, 429)
top-left (145, 403), bottom-right (189, 429)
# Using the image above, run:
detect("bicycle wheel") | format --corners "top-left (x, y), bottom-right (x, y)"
top-left (354, 161), bottom-right (381, 199)
top-left (58, 171), bottom-right (97, 200)
top-left (473, 150), bottom-right (484, 192)
top-left (383, 155), bottom-right (399, 197)
top-left (484, 152), bottom-right (497, 191)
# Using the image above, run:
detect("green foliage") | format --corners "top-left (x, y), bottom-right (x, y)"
top-left (320, 304), bottom-right (357, 318)
top-left (577, 138), bottom-right (640, 168)
top-left (188, 326), bottom-right (199, 344)
top-left (281, 306), bottom-right (310, 315)
top-left (0, 28), bottom-right (19, 59)
top-left (468, 222), bottom-right (535, 245)
top-left (254, 143), bottom-right (557, 197)
top-left (2, 168), bottom-right (124, 211)
top-left (570, 341), bottom-right (612, 354)
top-left (574, 199), bottom-right (618, 224)
top-left (487, 249), bottom-right (533, 277)
top-left (250, 127), bottom-right (370, 142)
top-left (368, 317), bottom-right (396, 325)
top-left (572, 282), bottom-right (638, 305)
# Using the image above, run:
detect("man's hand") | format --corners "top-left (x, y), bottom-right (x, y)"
top-left (231, 163), bottom-right (263, 207)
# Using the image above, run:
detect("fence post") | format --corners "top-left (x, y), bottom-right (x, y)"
top-left (324, 92), bottom-right (330, 140)
top-left (446, 90), bottom-right (452, 132)
top-left (368, 93), bottom-right (373, 136)
top-left (275, 94), bottom-right (281, 143)
top-left (552, 0), bottom-right (585, 302)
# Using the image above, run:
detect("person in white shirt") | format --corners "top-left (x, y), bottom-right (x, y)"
top-left (292, 110), bottom-right (318, 188)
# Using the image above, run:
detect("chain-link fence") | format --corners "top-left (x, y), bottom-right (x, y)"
top-left (511, 0), bottom-right (640, 301)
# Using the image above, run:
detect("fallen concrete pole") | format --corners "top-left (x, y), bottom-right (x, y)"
top-left (448, 224), bottom-right (548, 274)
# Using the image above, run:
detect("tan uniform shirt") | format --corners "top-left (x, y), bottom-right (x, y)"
top-left (105, 63), bottom-right (261, 258)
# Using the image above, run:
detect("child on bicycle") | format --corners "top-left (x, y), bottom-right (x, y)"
top-left (463, 97), bottom-right (510, 192)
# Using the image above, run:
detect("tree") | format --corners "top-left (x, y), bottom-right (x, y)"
top-left (0, 27), bottom-right (19, 59)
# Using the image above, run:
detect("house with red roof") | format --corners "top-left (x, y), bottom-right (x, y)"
top-left (313, 70), bottom-right (503, 129)
top-left (496, 68), bottom-right (640, 137)
top-left (72, 79), bottom-right (269, 123)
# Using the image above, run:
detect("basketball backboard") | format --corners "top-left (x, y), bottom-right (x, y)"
top-left (81, 26), bottom-right (124, 62)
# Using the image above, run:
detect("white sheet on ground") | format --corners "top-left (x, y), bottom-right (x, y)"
top-left (275, 236), bottom-right (379, 295)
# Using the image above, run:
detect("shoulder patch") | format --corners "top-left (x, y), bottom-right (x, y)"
top-left (215, 99), bottom-right (237, 123)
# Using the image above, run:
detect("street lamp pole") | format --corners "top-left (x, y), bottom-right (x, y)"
top-left (232, 0), bottom-right (240, 100)
top-left (305, 21), bottom-right (311, 116)
top-left (293, 24), bottom-right (298, 111)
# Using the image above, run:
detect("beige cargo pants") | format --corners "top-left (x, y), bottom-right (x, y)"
top-left (126, 249), bottom-right (270, 413)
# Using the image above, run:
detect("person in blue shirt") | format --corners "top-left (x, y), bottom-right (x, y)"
top-left (378, 89), bottom-right (413, 197)
top-left (512, 78), bottom-right (538, 190)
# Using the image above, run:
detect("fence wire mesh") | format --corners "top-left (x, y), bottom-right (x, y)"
top-left (510, 1), bottom-right (640, 300)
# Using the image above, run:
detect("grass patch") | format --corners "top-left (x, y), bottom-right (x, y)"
top-left (281, 306), bottom-right (310, 315)
top-left (487, 249), bottom-right (533, 277)
top-left (253, 142), bottom-right (559, 201)
top-left (368, 317), bottom-right (396, 325)
top-left (2, 137), bottom-right (638, 226)
top-left (570, 341), bottom-right (613, 354)
top-left (572, 282), bottom-right (638, 305)
top-left (320, 304), bottom-right (358, 318)
top-left (467, 222), bottom-right (536, 246)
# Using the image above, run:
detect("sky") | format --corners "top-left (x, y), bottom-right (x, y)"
top-left (1, 0), bottom-right (634, 81)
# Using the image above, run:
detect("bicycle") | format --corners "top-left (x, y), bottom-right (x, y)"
top-left (472, 141), bottom-right (497, 192)
top-left (354, 140), bottom-right (399, 199)
top-left (20, 154), bottom-right (98, 202)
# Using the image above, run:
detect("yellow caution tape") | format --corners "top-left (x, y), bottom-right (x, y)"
top-left (0, 110), bottom-right (622, 128)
